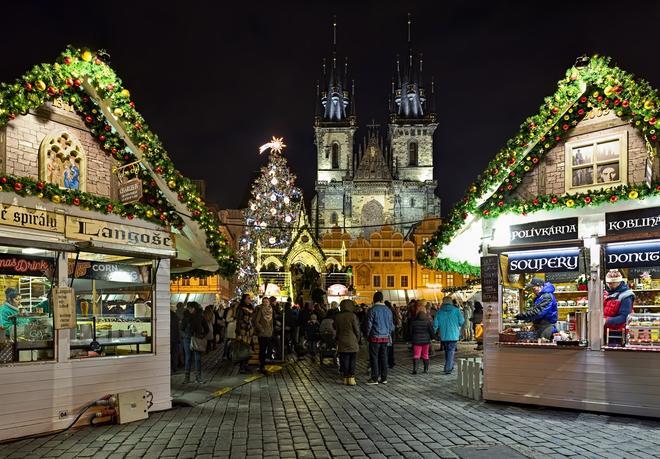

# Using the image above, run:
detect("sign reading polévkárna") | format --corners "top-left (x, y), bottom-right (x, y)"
top-left (606, 206), bottom-right (660, 235)
top-left (66, 216), bottom-right (174, 250)
top-left (509, 217), bottom-right (578, 245)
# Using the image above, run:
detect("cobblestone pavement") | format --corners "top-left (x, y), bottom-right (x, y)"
top-left (5, 343), bottom-right (660, 459)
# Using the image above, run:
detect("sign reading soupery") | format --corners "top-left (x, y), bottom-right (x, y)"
top-left (0, 204), bottom-right (65, 233)
top-left (509, 218), bottom-right (578, 245)
top-left (66, 216), bottom-right (174, 250)
top-left (507, 248), bottom-right (580, 274)
top-left (605, 242), bottom-right (660, 268)
top-left (606, 207), bottom-right (660, 235)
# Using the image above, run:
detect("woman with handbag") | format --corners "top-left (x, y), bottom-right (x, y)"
top-left (235, 294), bottom-right (255, 373)
top-left (183, 302), bottom-right (209, 383)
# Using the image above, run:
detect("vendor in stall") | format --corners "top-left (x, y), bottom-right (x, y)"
top-left (0, 288), bottom-right (23, 335)
top-left (603, 269), bottom-right (635, 341)
top-left (514, 278), bottom-right (558, 340)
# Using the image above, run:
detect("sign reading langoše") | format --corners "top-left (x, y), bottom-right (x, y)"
top-left (0, 204), bottom-right (64, 233)
top-left (606, 207), bottom-right (660, 235)
top-left (66, 216), bottom-right (174, 250)
top-left (509, 218), bottom-right (578, 245)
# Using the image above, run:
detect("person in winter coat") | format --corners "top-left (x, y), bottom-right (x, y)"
top-left (434, 295), bottom-right (465, 374)
top-left (365, 292), bottom-right (394, 385)
top-left (236, 294), bottom-right (255, 373)
top-left (409, 304), bottom-right (435, 374)
top-left (181, 302), bottom-right (209, 383)
top-left (170, 308), bottom-right (180, 373)
top-left (306, 314), bottom-right (320, 357)
top-left (471, 302), bottom-right (484, 350)
top-left (603, 269), bottom-right (635, 345)
top-left (333, 300), bottom-right (361, 385)
top-left (515, 278), bottom-right (558, 340)
top-left (222, 301), bottom-right (238, 360)
top-left (253, 297), bottom-right (274, 373)
top-left (203, 305), bottom-right (216, 352)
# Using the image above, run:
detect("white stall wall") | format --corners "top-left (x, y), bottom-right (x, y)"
top-left (0, 258), bottom-right (171, 442)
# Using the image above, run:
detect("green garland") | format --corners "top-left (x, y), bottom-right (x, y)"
top-left (419, 55), bottom-right (660, 271)
top-left (0, 47), bottom-right (237, 277)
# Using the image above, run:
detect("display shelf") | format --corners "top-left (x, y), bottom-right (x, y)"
top-left (555, 290), bottom-right (588, 294)
top-left (602, 346), bottom-right (660, 352)
top-left (634, 304), bottom-right (660, 308)
top-left (632, 289), bottom-right (660, 292)
top-left (498, 342), bottom-right (586, 349)
top-left (558, 305), bottom-right (589, 309)
top-left (70, 336), bottom-right (149, 348)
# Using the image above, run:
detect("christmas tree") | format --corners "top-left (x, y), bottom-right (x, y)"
top-left (237, 137), bottom-right (302, 295)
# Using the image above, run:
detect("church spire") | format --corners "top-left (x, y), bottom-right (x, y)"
top-left (315, 16), bottom-right (355, 126)
top-left (390, 14), bottom-right (434, 123)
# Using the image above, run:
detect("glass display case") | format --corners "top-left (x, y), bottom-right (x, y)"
top-left (4, 314), bottom-right (55, 362)
top-left (70, 315), bottom-right (151, 357)
top-left (626, 312), bottom-right (660, 348)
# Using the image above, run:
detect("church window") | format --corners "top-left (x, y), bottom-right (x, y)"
top-left (394, 250), bottom-right (402, 258)
top-left (330, 212), bottom-right (338, 225)
top-left (386, 275), bottom-right (395, 288)
top-left (384, 250), bottom-right (390, 258)
top-left (373, 275), bottom-right (381, 287)
top-left (373, 250), bottom-right (380, 258)
top-left (408, 141), bottom-right (418, 166)
top-left (401, 275), bottom-right (409, 288)
top-left (410, 197), bottom-right (415, 207)
top-left (331, 143), bottom-right (340, 169)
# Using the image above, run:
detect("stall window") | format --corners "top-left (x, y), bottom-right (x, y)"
top-left (199, 277), bottom-right (208, 287)
top-left (68, 252), bottom-right (156, 359)
top-left (182, 278), bottom-right (191, 287)
top-left (373, 275), bottom-right (381, 288)
top-left (0, 247), bottom-right (56, 364)
top-left (386, 275), bottom-right (395, 288)
top-left (565, 132), bottom-right (627, 193)
top-left (401, 275), bottom-right (409, 288)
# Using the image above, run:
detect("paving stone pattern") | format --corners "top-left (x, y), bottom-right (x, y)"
top-left (4, 343), bottom-right (660, 459)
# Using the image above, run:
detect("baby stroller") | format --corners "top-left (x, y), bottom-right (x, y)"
top-left (317, 331), bottom-right (337, 366)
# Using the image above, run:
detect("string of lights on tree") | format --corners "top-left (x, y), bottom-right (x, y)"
top-left (0, 46), bottom-right (237, 277)
top-left (236, 137), bottom-right (302, 295)
top-left (418, 55), bottom-right (660, 276)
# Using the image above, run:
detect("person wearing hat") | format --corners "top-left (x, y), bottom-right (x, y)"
top-left (515, 278), bottom-right (558, 340)
top-left (0, 288), bottom-right (23, 336)
top-left (603, 269), bottom-right (634, 342)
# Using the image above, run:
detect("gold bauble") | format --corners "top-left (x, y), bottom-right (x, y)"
top-left (35, 80), bottom-right (46, 91)
top-left (120, 89), bottom-right (131, 98)
top-left (146, 210), bottom-right (154, 218)
top-left (644, 100), bottom-right (656, 110)
top-left (168, 180), bottom-right (177, 189)
top-left (113, 108), bottom-right (124, 117)
top-left (81, 50), bottom-right (93, 62)
top-left (51, 195), bottom-right (61, 204)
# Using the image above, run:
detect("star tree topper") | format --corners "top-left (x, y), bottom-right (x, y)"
top-left (259, 136), bottom-right (286, 155)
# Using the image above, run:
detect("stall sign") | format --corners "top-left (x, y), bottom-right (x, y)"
top-left (606, 207), bottom-right (660, 235)
top-left (68, 260), bottom-right (150, 284)
top-left (0, 253), bottom-right (55, 277)
top-left (507, 248), bottom-right (580, 274)
top-left (0, 204), bottom-right (64, 233)
top-left (509, 218), bottom-right (578, 245)
top-left (605, 242), bottom-right (660, 268)
top-left (481, 256), bottom-right (500, 302)
top-left (118, 178), bottom-right (143, 204)
top-left (52, 286), bottom-right (76, 329)
top-left (66, 216), bottom-right (174, 250)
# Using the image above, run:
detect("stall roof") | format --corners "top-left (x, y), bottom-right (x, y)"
top-left (419, 55), bottom-right (660, 273)
top-left (0, 47), bottom-right (237, 276)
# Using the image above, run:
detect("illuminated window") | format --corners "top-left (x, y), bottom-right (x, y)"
top-left (182, 278), bottom-right (191, 287)
top-left (332, 143), bottom-right (340, 169)
top-left (199, 277), bottom-right (208, 287)
top-left (422, 273), bottom-right (429, 285)
top-left (408, 142), bottom-right (418, 166)
top-left (565, 132), bottom-right (627, 193)
top-left (401, 275), bottom-right (409, 288)
top-left (331, 212), bottom-right (338, 225)
top-left (386, 275), bottom-right (395, 288)
top-left (373, 275), bottom-right (381, 287)
top-left (410, 197), bottom-right (415, 207)
top-left (435, 273), bottom-right (442, 284)
top-left (446, 274), bottom-right (454, 287)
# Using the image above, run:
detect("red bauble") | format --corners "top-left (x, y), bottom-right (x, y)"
top-left (193, 210), bottom-right (201, 217)
top-left (650, 117), bottom-right (656, 125)
top-left (99, 135), bottom-right (106, 142)
top-left (160, 214), bottom-right (167, 221)
top-left (551, 107), bottom-right (559, 115)
top-left (580, 96), bottom-right (588, 103)
top-left (106, 204), bottom-right (114, 213)
top-left (64, 56), bottom-right (72, 65)
top-left (14, 183), bottom-right (23, 192)
top-left (106, 83), bottom-right (115, 91)
top-left (610, 196), bottom-right (618, 202)
top-left (36, 182), bottom-right (44, 190)
top-left (578, 108), bottom-right (585, 115)
top-left (532, 198), bottom-right (539, 205)
top-left (104, 124), bottom-right (111, 132)
top-left (622, 100), bottom-right (629, 107)
top-left (551, 197), bottom-right (558, 204)
top-left (614, 99), bottom-right (620, 106)
top-left (532, 157), bottom-right (539, 164)
top-left (129, 101), bottom-right (135, 108)
top-left (597, 96), bottom-right (603, 102)
top-left (506, 184), bottom-right (513, 190)
top-left (134, 122), bottom-right (142, 130)
top-left (177, 193), bottom-right (184, 201)
top-left (24, 82), bottom-right (33, 91)
top-left (73, 78), bottom-right (82, 87)
top-left (483, 209), bottom-right (490, 216)
top-left (497, 201), bottom-right (504, 207)
top-left (111, 147), bottom-right (118, 154)
top-left (584, 196), bottom-right (592, 204)
top-left (85, 115), bottom-right (93, 123)
top-left (155, 166), bottom-right (163, 174)
top-left (1, 178), bottom-right (7, 184)
top-left (47, 86), bottom-right (57, 96)
top-left (562, 124), bottom-right (569, 131)
top-left (509, 171), bottom-right (516, 177)
top-left (652, 135), bottom-right (657, 141)
top-left (73, 198), bottom-right (81, 206)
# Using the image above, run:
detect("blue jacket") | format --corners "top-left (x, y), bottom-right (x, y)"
top-left (517, 282), bottom-right (558, 325)
top-left (366, 303), bottom-right (394, 339)
top-left (434, 303), bottom-right (465, 342)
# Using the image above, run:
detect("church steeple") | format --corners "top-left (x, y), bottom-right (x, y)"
top-left (390, 14), bottom-right (434, 123)
top-left (316, 16), bottom-right (356, 126)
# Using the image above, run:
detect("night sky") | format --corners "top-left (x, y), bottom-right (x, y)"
top-left (4, 1), bottom-right (660, 215)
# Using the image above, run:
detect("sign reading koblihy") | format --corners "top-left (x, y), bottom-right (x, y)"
top-left (606, 207), bottom-right (660, 235)
top-left (605, 242), bottom-right (660, 268)
top-left (507, 248), bottom-right (580, 274)
top-left (509, 218), bottom-right (578, 245)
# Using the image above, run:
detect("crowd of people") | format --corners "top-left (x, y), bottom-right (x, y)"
top-left (170, 291), bottom-right (484, 386)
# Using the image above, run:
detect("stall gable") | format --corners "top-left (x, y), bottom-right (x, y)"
top-left (419, 55), bottom-right (660, 273)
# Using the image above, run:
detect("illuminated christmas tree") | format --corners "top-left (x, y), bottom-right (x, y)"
top-left (237, 137), bottom-right (302, 294)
